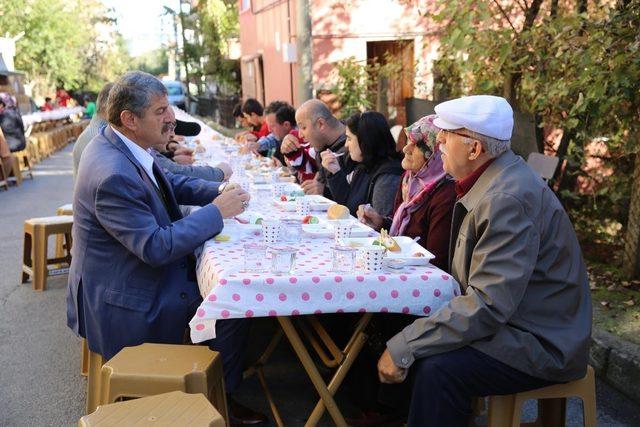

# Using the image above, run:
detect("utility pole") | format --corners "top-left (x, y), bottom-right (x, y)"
top-left (296, 0), bottom-right (313, 103)
top-left (179, 0), bottom-right (191, 98)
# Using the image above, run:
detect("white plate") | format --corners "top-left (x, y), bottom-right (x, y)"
top-left (274, 194), bottom-right (336, 211)
top-left (342, 236), bottom-right (435, 265)
top-left (229, 210), bottom-right (265, 226)
top-left (302, 218), bottom-right (375, 238)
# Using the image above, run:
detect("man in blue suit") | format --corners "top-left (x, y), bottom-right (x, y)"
top-left (68, 71), bottom-right (265, 425)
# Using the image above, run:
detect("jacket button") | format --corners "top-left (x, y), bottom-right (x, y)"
top-left (401, 357), bottom-right (409, 364)
top-left (180, 292), bottom-right (187, 299)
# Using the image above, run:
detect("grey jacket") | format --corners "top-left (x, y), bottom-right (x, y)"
top-left (73, 116), bottom-right (107, 179)
top-left (151, 149), bottom-right (225, 182)
top-left (387, 150), bottom-right (592, 382)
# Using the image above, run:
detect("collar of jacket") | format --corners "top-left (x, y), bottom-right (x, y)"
top-left (456, 149), bottom-right (519, 212)
top-left (102, 125), bottom-right (148, 177)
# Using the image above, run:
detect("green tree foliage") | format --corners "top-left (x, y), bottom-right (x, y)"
top-left (0, 0), bottom-right (131, 94)
top-left (177, 0), bottom-right (239, 96)
top-left (130, 49), bottom-right (169, 77)
top-left (429, 0), bottom-right (640, 241)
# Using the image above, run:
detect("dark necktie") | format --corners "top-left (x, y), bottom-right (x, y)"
top-left (151, 163), bottom-right (181, 222)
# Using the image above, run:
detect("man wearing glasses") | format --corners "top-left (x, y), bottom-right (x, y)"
top-left (378, 95), bottom-right (592, 426)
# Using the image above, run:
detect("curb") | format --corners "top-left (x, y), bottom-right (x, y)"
top-left (590, 329), bottom-right (640, 404)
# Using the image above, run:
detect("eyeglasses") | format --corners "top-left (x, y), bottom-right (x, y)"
top-left (442, 129), bottom-right (474, 139)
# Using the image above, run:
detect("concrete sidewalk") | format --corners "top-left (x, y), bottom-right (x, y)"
top-left (1, 144), bottom-right (640, 426)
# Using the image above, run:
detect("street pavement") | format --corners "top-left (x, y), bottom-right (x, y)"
top-left (1, 144), bottom-right (639, 426)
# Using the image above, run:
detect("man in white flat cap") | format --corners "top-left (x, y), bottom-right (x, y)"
top-left (378, 95), bottom-right (592, 426)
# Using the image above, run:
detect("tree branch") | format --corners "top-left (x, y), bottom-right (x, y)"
top-left (491, 0), bottom-right (518, 32)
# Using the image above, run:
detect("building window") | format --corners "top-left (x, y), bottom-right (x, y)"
top-left (240, 0), bottom-right (250, 12)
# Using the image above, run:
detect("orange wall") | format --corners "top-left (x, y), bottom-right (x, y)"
top-left (239, 0), bottom-right (443, 108)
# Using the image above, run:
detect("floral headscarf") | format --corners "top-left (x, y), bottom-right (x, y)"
top-left (389, 114), bottom-right (447, 237)
top-left (0, 92), bottom-right (18, 110)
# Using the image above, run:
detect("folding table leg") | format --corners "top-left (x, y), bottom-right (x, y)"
top-left (278, 317), bottom-right (348, 427)
top-left (306, 314), bottom-right (372, 425)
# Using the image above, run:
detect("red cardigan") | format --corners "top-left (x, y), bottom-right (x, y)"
top-left (385, 177), bottom-right (457, 272)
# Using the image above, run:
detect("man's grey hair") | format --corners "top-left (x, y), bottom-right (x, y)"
top-left (107, 71), bottom-right (167, 126)
top-left (461, 129), bottom-right (511, 158)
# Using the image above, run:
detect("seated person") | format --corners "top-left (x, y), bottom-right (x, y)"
top-left (150, 119), bottom-right (232, 182)
top-left (0, 127), bottom-right (16, 176)
top-left (378, 95), bottom-right (592, 427)
top-left (41, 97), bottom-right (55, 111)
top-left (321, 111), bottom-right (403, 217)
top-left (83, 95), bottom-right (96, 119)
top-left (0, 94), bottom-right (26, 152)
top-left (246, 101), bottom-right (300, 165)
top-left (69, 71), bottom-right (265, 425)
top-left (357, 114), bottom-right (456, 270)
top-left (241, 98), bottom-right (269, 140)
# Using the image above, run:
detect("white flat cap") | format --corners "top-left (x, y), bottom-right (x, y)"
top-left (433, 95), bottom-right (514, 141)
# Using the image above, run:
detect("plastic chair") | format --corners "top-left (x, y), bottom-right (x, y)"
top-left (79, 391), bottom-right (225, 427)
top-left (21, 216), bottom-right (73, 291)
top-left (527, 152), bottom-right (559, 182)
top-left (487, 366), bottom-right (596, 427)
top-left (98, 343), bottom-right (228, 425)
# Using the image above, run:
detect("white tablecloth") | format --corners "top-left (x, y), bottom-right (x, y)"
top-left (182, 113), bottom-right (460, 343)
top-left (21, 107), bottom-right (84, 127)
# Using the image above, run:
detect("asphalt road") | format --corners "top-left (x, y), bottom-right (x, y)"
top-left (1, 144), bottom-right (639, 426)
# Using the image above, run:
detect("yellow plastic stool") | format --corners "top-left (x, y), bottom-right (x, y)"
top-left (79, 391), bottom-right (225, 427)
top-left (98, 343), bottom-right (228, 425)
top-left (487, 366), bottom-right (596, 427)
top-left (21, 216), bottom-right (73, 291)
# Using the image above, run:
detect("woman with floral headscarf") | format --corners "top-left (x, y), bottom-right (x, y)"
top-left (357, 114), bottom-right (456, 270)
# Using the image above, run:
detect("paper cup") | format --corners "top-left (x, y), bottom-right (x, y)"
top-left (272, 182), bottom-right (288, 199)
top-left (296, 196), bottom-right (311, 216)
top-left (362, 246), bottom-right (387, 273)
top-left (331, 219), bottom-right (353, 244)
top-left (262, 220), bottom-right (282, 244)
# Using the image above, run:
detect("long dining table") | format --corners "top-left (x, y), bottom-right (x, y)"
top-left (178, 109), bottom-right (460, 426)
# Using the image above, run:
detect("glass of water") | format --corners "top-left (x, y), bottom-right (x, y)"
top-left (331, 245), bottom-right (358, 273)
top-left (267, 246), bottom-right (298, 275)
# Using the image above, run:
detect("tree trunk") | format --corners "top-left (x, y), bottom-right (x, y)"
top-left (623, 153), bottom-right (640, 279)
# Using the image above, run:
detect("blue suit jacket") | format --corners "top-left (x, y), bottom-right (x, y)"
top-left (67, 126), bottom-right (224, 359)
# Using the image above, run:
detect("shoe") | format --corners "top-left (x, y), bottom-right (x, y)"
top-left (346, 410), bottom-right (404, 427)
top-left (228, 396), bottom-right (268, 426)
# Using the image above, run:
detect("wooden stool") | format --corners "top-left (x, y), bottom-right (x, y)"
top-left (8, 155), bottom-right (23, 186)
top-left (99, 343), bottom-right (229, 424)
top-left (487, 366), bottom-right (596, 427)
top-left (55, 204), bottom-right (74, 259)
top-left (13, 149), bottom-right (34, 180)
top-left (79, 391), bottom-right (225, 427)
top-left (87, 349), bottom-right (106, 415)
top-left (21, 216), bottom-right (73, 291)
top-left (0, 160), bottom-right (8, 191)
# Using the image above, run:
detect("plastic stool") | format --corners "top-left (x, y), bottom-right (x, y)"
top-left (21, 216), bottom-right (73, 291)
top-left (79, 391), bottom-right (225, 427)
top-left (487, 366), bottom-right (596, 427)
top-left (99, 343), bottom-right (228, 425)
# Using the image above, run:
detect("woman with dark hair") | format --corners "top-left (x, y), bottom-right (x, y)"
top-left (320, 111), bottom-right (403, 216)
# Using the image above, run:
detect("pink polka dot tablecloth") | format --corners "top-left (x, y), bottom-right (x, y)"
top-left (189, 211), bottom-right (460, 343)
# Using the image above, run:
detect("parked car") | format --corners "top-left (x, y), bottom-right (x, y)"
top-left (162, 80), bottom-right (188, 111)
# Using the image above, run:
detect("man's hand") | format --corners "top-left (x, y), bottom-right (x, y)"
top-left (212, 187), bottom-right (250, 218)
top-left (357, 203), bottom-right (384, 230)
top-left (301, 178), bottom-right (325, 195)
top-left (215, 162), bottom-right (233, 181)
top-left (320, 150), bottom-right (341, 174)
top-left (245, 140), bottom-right (260, 155)
top-left (173, 154), bottom-right (194, 165)
top-left (377, 349), bottom-right (408, 384)
top-left (281, 134), bottom-right (301, 154)
top-left (174, 146), bottom-right (194, 156)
